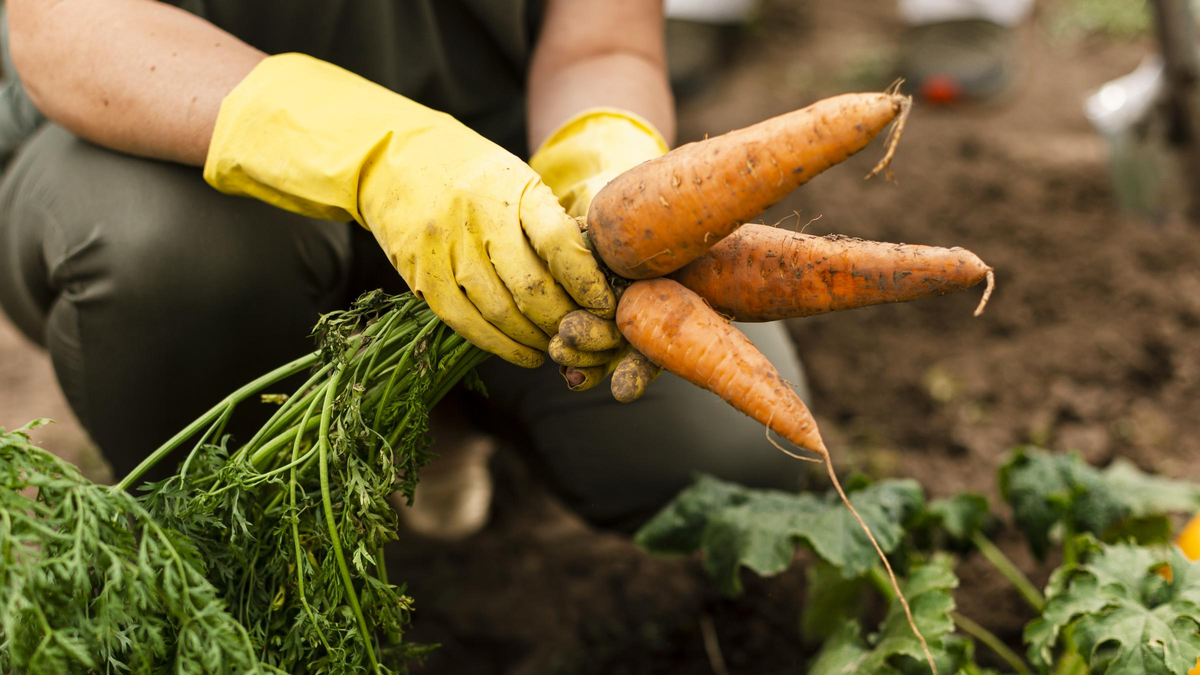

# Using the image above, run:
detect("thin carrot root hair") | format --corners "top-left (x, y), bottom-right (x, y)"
top-left (866, 92), bottom-right (913, 182)
top-left (821, 456), bottom-right (939, 675)
top-left (764, 423), bottom-right (939, 675)
top-left (764, 415), bottom-right (821, 463)
top-left (973, 269), bottom-right (996, 317)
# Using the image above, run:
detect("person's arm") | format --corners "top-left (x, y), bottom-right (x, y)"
top-left (7, 0), bottom-right (264, 166)
top-left (527, 0), bottom-right (675, 149)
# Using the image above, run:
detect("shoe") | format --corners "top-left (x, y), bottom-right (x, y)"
top-left (898, 19), bottom-right (1019, 104)
top-left (394, 434), bottom-right (496, 541)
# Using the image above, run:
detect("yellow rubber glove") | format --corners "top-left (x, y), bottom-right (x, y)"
top-left (205, 54), bottom-right (615, 368)
top-left (529, 109), bottom-right (668, 394)
top-left (530, 109), bottom-right (668, 219)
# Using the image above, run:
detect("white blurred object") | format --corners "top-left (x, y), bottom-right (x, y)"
top-left (898, 0), bottom-right (1034, 26)
top-left (1086, 55), bottom-right (1164, 135)
top-left (394, 434), bottom-right (496, 541)
top-left (664, 0), bottom-right (759, 24)
top-left (1085, 56), bottom-right (1172, 219)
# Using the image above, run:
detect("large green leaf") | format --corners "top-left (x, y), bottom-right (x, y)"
top-left (635, 474), bottom-right (924, 595)
top-left (808, 559), bottom-right (960, 675)
top-left (802, 560), bottom-right (869, 643)
top-left (1025, 540), bottom-right (1200, 674)
top-left (999, 448), bottom-right (1200, 559)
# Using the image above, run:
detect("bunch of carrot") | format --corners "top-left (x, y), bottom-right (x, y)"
top-left (551, 90), bottom-right (994, 674)
top-left (0, 89), bottom-right (993, 675)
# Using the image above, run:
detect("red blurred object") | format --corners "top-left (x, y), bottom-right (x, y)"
top-left (920, 74), bottom-right (963, 104)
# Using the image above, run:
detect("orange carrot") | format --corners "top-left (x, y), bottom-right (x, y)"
top-left (588, 92), bottom-right (911, 279)
top-left (616, 277), bottom-right (938, 675)
top-left (617, 278), bottom-right (825, 453)
top-left (669, 224), bottom-right (995, 321)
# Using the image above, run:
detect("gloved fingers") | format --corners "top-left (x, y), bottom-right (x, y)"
top-left (453, 248), bottom-right (552, 352)
top-left (559, 363), bottom-right (613, 392)
top-left (610, 348), bottom-right (662, 403)
top-left (557, 309), bottom-right (626, 351)
top-left (558, 344), bottom-right (624, 392)
top-left (520, 182), bottom-right (617, 320)
top-left (485, 210), bottom-right (581, 336)
top-left (419, 280), bottom-right (545, 369)
top-left (548, 335), bottom-right (620, 367)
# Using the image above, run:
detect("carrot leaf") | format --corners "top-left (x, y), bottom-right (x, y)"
top-left (634, 474), bottom-right (923, 595)
top-left (1025, 539), bottom-right (1200, 673)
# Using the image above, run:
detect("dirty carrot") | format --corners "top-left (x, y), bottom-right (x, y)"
top-left (616, 277), bottom-right (938, 674)
top-left (669, 224), bottom-right (995, 321)
top-left (588, 91), bottom-right (912, 279)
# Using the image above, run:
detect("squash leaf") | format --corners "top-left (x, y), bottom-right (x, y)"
top-left (1025, 539), bottom-right (1200, 674)
top-left (999, 448), bottom-right (1200, 559)
top-left (635, 474), bottom-right (924, 595)
top-left (808, 558), bottom-right (960, 675)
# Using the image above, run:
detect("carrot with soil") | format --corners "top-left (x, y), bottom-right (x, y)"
top-left (669, 224), bottom-right (996, 321)
top-left (587, 91), bottom-right (911, 279)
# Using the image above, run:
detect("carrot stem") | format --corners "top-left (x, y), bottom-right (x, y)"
top-left (318, 367), bottom-right (381, 674)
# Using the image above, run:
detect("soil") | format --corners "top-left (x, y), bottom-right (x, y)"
top-left (2, 1), bottom-right (1196, 673)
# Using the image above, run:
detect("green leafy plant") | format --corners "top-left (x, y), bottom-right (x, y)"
top-left (0, 420), bottom-right (263, 674)
top-left (1028, 538), bottom-right (1200, 673)
top-left (809, 557), bottom-right (962, 675)
top-left (1000, 447), bottom-right (1200, 559)
top-left (634, 474), bottom-right (923, 594)
top-left (0, 291), bottom-right (488, 673)
top-left (637, 448), bottom-right (1200, 675)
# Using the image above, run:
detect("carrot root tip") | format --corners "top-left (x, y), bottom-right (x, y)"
top-left (866, 94), bottom-right (913, 183)
top-left (973, 268), bottom-right (996, 317)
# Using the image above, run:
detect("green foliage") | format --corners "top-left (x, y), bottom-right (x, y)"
top-left (802, 560), bottom-right (869, 643)
top-left (1045, 0), bottom-right (1151, 40)
top-left (808, 558), bottom-right (961, 675)
top-left (910, 493), bottom-right (993, 552)
top-left (0, 292), bottom-right (488, 673)
top-left (0, 420), bottom-right (266, 674)
top-left (1026, 539), bottom-right (1200, 674)
top-left (999, 447), bottom-right (1200, 558)
top-left (634, 474), bottom-right (924, 595)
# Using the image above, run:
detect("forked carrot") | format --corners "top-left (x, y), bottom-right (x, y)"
top-left (669, 224), bottom-right (995, 321)
top-left (616, 278), bottom-right (938, 674)
top-left (588, 92), bottom-right (911, 279)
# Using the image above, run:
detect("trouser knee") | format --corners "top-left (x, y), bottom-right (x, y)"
top-left (0, 124), bottom-right (355, 480)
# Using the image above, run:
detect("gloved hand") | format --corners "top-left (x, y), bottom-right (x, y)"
top-left (205, 54), bottom-right (615, 368)
top-left (529, 109), bottom-right (669, 396)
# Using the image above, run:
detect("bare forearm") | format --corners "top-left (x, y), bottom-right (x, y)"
top-left (528, 0), bottom-right (675, 148)
top-left (8, 0), bottom-right (264, 166)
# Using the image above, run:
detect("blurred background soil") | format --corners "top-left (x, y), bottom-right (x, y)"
top-left (3, 0), bottom-right (1196, 673)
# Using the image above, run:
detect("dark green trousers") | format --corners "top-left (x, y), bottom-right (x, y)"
top-left (0, 125), bottom-right (809, 524)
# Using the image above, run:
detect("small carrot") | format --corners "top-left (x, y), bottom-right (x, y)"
top-left (617, 277), bottom-right (938, 674)
top-left (669, 224), bottom-right (995, 321)
top-left (588, 91), bottom-right (911, 279)
top-left (617, 278), bottom-right (825, 453)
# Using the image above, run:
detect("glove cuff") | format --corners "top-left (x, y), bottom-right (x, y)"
top-left (529, 108), bottom-right (669, 218)
top-left (204, 53), bottom-right (449, 225)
